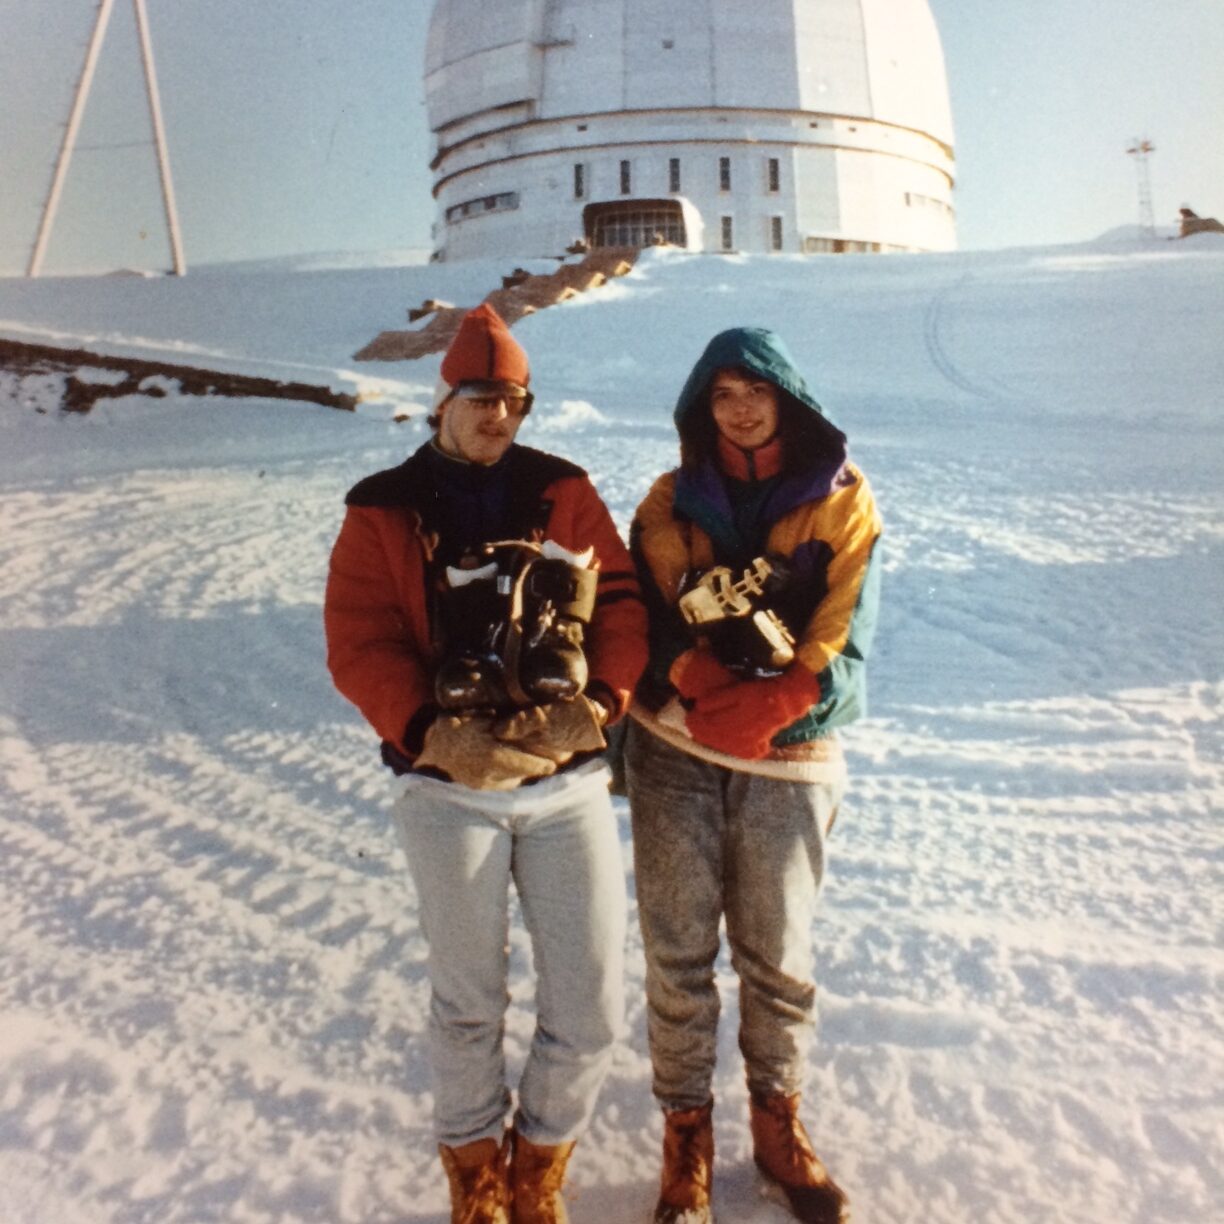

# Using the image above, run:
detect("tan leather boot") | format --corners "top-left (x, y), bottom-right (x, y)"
top-left (509, 1130), bottom-right (576, 1224)
top-left (438, 1135), bottom-right (511, 1224)
top-left (749, 1093), bottom-right (848, 1223)
top-left (653, 1100), bottom-right (715, 1223)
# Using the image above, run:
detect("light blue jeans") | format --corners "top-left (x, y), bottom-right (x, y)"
top-left (391, 762), bottom-right (626, 1147)
top-left (625, 722), bottom-right (843, 1111)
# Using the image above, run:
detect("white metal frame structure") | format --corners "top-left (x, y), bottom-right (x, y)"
top-left (28, 0), bottom-right (185, 277)
top-left (1126, 138), bottom-right (1157, 238)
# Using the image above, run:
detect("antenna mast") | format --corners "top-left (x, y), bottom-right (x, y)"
top-left (1125, 137), bottom-right (1157, 239)
top-left (27, 0), bottom-right (186, 276)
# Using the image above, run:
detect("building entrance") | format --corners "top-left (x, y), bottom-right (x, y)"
top-left (583, 199), bottom-right (688, 249)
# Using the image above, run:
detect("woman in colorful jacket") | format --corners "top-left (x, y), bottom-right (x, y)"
top-left (324, 304), bottom-right (647, 1224)
top-left (626, 327), bottom-right (881, 1224)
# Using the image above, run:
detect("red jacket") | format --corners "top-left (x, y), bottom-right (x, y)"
top-left (324, 442), bottom-right (647, 764)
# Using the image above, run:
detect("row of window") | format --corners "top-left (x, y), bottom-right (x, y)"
top-left (904, 191), bottom-right (954, 215)
top-left (719, 214), bottom-right (785, 252)
top-left (802, 237), bottom-right (910, 254)
top-left (589, 207), bottom-right (687, 249)
top-left (442, 190), bottom-right (925, 256)
top-left (438, 194), bottom-right (909, 255)
top-left (583, 205), bottom-right (785, 252)
top-left (575, 156), bottom-right (784, 201)
top-left (440, 187), bottom-right (781, 248)
top-left (445, 175), bottom-right (945, 219)
top-left (440, 193), bottom-right (922, 255)
top-left (444, 191), bottom-right (520, 223)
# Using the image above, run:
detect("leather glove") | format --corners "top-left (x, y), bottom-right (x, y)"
top-left (584, 681), bottom-right (617, 726)
top-left (685, 663), bottom-right (821, 760)
top-left (669, 648), bottom-right (738, 701)
top-left (493, 695), bottom-right (608, 766)
top-left (415, 712), bottom-right (558, 790)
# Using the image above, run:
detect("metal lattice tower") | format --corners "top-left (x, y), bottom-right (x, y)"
top-left (27, 0), bottom-right (185, 276)
top-left (1126, 137), bottom-right (1157, 238)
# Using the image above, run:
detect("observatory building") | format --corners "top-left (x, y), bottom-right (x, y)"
top-left (424, 0), bottom-right (956, 261)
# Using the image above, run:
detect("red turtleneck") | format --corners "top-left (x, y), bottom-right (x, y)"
top-left (716, 432), bottom-right (784, 482)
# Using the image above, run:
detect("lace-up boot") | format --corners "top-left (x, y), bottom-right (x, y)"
top-left (749, 1093), bottom-right (848, 1223)
top-left (509, 1131), bottom-right (576, 1224)
top-left (653, 1100), bottom-right (715, 1223)
top-left (438, 1135), bottom-right (511, 1224)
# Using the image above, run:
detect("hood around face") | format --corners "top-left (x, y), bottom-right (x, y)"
top-left (669, 328), bottom-right (853, 555)
top-left (673, 327), bottom-right (842, 448)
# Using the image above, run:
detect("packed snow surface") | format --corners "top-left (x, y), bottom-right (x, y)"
top-left (1, 237), bottom-right (1222, 1223)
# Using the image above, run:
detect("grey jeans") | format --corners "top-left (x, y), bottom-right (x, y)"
top-left (392, 763), bottom-right (626, 1147)
top-left (625, 721), bottom-right (843, 1111)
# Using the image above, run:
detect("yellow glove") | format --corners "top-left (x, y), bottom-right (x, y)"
top-left (492, 696), bottom-right (608, 766)
top-left (415, 712), bottom-right (558, 790)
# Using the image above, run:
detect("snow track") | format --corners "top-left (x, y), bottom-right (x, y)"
top-left (922, 273), bottom-right (1015, 403)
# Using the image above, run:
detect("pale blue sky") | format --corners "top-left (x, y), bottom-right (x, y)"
top-left (1, 0), bottom-right (1220, 275)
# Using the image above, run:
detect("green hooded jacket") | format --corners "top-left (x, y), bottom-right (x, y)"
top-left (632, 326), bottom-right (882, 742)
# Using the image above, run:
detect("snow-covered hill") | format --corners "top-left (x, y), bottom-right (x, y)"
top-left (1, 238), bottom-right (1222, 1224)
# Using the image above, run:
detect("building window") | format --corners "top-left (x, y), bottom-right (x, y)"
top-left (905, 191), bottom-right (952, 215)
top-left (445, 191), bottom-right (521, 225)
top-left (720, 215), bottom-right (734, 251)
top-left (620, 160), bottom-right (632, 195)
top-left (770, 216), bottom-right (783, 251)
top-left (574, 164), bottom-right (586, 200)
top-left (669, 158), bottom-right (681, 193)
top-left (719, 157), bottom-right (731, 192)
top-left (802, 236), bottom-right (884, 254)
top-left (586, 200), bottom-right (688, 249)
top-left (768, 158), bottom-right (780, 193)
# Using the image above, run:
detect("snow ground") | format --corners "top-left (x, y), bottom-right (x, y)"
top-left (1, 237), bottom-right (1222, 1223)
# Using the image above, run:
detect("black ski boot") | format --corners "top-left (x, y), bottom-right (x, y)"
top-left (433, 541), bottom-right (598, 711)
top-left (433, 557), bottom-right (512, 711)
top-left (515, 544), bottom-right (598, 704)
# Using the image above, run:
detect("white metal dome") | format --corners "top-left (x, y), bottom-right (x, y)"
top-left (425, 0), bottom-right (956, 259)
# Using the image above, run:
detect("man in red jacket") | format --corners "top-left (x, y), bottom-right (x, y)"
top-left (324, 304), bottom-right (647, 1224)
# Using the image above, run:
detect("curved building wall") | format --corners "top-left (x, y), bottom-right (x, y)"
top-left (425, 0), bottom-right (956, 259)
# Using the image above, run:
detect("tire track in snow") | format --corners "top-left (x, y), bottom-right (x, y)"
top-left (922, 274), bottom-right (1016, 402)
top-left (3, 732), bottom-right (417, 972)
top-left (0, 730), bottom-right (431, 1055)
top-left (0, 468), bottom-right (340, 628)
top-left (0, 726), bottom-right (446, 1223)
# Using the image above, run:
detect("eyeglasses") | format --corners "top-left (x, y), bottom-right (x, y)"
top-left (454, 381), bottom-right (534, 416)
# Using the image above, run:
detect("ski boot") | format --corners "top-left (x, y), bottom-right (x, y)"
top-left (433, 541), bottom-right (597, 711)
top-left (433, 555), bottom-right (513, 711)
top-left (515, 540), bottom-right (598, 704)
top-left (677, 555), bottom-right (796, 677)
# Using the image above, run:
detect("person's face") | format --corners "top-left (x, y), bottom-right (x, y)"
top-left (436, 382), bottom-right (529, 465)
top-left (709, 369), bottom-right (780, 450)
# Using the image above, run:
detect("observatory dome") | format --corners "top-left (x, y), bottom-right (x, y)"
top-left (425, 0), bottom-right (956, 260)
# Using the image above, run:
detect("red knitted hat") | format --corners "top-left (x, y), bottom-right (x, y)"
top-left (440, 303), bottom-right (530, 389)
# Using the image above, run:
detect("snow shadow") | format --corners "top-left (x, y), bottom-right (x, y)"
top-left (873, 541), bottom-right (1224, 711)
top-left (1, 604), bottom-right (347, 748)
